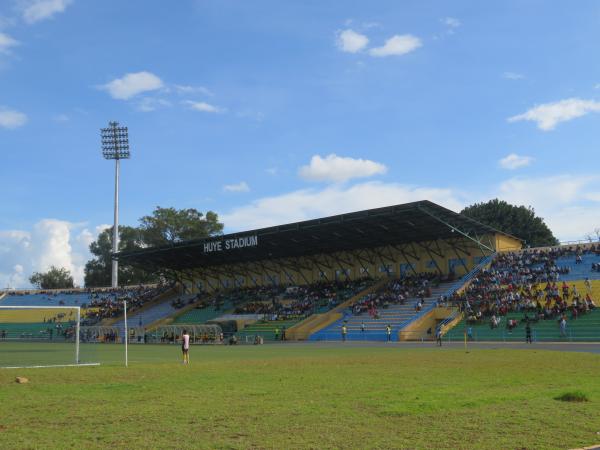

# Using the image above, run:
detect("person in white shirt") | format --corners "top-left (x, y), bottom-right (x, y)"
top-left (181, 329), bottom-right (190, 365)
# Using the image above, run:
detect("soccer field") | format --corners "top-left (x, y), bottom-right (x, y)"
top-left (1, 343), bottom-right (600, 449)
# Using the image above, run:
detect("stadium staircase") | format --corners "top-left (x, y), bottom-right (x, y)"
top-left (398, 254), bottom-right (497, 340)
top-left (285, 279), bottom-right (386, 340)
top-left (308, 282), bottom-right (454, 342)
top-left (309, 254), bottom-right (496, 342)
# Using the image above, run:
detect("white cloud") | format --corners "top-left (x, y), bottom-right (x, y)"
top-left (299, 154), bottom-right (387, 183)
top-left (0, 219), bottom-right (101, 288)
top-left (508, 98), bottom-right (600, 131)
top-left (503, 71), bottom-right (524, 80)
top-left (0, 32), bottom-right (18, 54)
top-left (585, 192), bottom-right (600, 202)
top-left (21, 0), bottom-right (72, 24)
top-left (221, 181), bottom-right (462, 231)
top-left (442, 17), bottom-right (461, 28)
top-left (495, 175), bottom-right (600, 241)
top-left (336, 29), bottom-right (369, 53)
top-left (369, 34), bottom-right (422, 57)
top-left (221, 168), bottom-right (600, 243)
top-left (100, 71), bottom-right (164, 100)
top-left (184, 100), bottom-right (225, 113)
top-left (223, 181), bottom-right (250, 193)
top-left (0, 107), bottom-right (27, 129)
top-left (497, 175), bottom-right (592, 208)
top-left (498, 153), bottom-right (534, 170)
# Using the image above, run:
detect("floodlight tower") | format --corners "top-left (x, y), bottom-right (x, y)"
top-left (101, 121), bottom-right (130, 288)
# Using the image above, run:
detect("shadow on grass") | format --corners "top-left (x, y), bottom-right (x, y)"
top-left (554, 391), bottom-right (589, 403)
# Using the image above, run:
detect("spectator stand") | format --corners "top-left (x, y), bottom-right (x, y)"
top-left (398, 254), bottom-right (496, 341)
top-left (442, 244), bottom-right (600, 341)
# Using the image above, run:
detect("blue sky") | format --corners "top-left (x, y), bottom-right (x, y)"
top-left (1, 0), bottom-right (600, 287)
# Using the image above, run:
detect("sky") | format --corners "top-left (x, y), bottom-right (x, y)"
top-left (1, 0), bottom-right (600, 288)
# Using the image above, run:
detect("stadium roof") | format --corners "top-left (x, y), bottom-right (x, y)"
top-left (118, 200), bottom-right (517, 272)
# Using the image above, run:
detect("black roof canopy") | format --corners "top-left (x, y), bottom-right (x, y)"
top-left (118, 200), bottom-right (516, 272)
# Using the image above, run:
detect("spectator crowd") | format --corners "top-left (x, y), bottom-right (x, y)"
top-left (450, 245), bottom-right (599, 334)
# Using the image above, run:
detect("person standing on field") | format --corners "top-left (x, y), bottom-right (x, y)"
top-left (341, 324), bottom-right (347, 342)
top-left (386, 324), bottom-right (392, 342)
top-left (181, 329), bottom-right (190, 364)
top-left (584, 277), bottom-right (592, 295)
top-left (435, 327), bottom-right (442, 346)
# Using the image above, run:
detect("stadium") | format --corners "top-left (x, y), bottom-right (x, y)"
top-left (2, 199), bottom-right (600, 448)
top-left (3, 2), bottom-right (600, 449)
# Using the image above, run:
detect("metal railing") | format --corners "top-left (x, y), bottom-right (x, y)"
top-left (445, 327), bottom-right (600, 342)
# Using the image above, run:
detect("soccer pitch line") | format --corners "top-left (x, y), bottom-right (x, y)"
top-left (0, 363), bottom-right (101, 370)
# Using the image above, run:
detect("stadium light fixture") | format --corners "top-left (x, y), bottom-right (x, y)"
top-left (101, 121), bottom-right (131, 288)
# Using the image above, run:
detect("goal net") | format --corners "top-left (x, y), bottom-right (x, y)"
top-left (0, 306), bottom-right (99, 368)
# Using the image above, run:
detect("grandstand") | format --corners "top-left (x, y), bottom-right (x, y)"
top-left (117, 201), bottom-right (522, 341)
top-left (442, 245), bottom-right (600, 342)
top-left (0, 308), bottom-right (77, 340)
top-left (0, 291), bottom-right (92, 307)
top-left (4, 202), bottom-right (597, 345)
top-left (0, 285), bottom-right (170, 346)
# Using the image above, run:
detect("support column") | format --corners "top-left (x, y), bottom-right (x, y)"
top-left (111, 159), bottom-right (120, 288)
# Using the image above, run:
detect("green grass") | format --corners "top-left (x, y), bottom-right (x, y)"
top-left (1, 343), bottom-right (600, 449)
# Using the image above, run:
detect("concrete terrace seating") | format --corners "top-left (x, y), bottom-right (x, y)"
top-left (310, 281), bottom-right (455, 342)
top-left (171, 278), bottom-right (376, 327)
top-left (554, 253), bottom-right (600, 281)
top-left (444, 309), bottom-right (600, 342)
top-left (236, 319), bottom-right (299, 342)
top-left (174, 302), bottom-right (233, 324)
top-left (112, 298), bottom-right (185, 329)
top-left (0, 292), bottom-right (92, 307)
top-left (0, 322), bottom-right (77, 340)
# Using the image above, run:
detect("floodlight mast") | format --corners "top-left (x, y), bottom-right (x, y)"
top-left (101, 121), bottom-right (130, 288)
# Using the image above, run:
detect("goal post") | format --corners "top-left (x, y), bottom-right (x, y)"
top-left (0, 305), bottom-right (99, 369)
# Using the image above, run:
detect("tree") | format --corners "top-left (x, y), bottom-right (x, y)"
top-left (139, 207), bottom-right (223, 247)
top-left (84, 207), bottom-right (224, 287)
top-left (29, 266), bottom-right (75, 290)
top-left (84, 226), bottom-right (153, 287)
top-left (585, 228), bottom-right (600, 243)
top-left (460, 199), bottom-right (559, 247)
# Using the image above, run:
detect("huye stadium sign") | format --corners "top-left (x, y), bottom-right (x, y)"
top-left (203, 235), bottom-right (258, 253)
